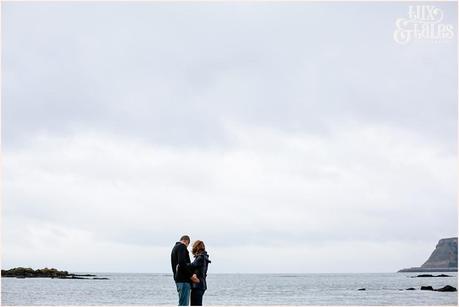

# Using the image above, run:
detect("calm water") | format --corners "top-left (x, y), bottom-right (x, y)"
top-left (1, 273), bottom-right (458, 305)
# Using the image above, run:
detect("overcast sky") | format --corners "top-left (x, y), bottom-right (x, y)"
top-left (2, 2), bottom-right (457, 273)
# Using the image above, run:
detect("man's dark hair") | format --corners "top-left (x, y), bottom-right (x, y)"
top-left (180, 235), bottom-right (190, 242)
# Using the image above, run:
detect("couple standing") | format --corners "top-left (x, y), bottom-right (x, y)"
top-left (171, 235), bottom-right (211, 306)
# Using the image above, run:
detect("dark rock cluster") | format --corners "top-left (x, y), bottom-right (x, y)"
top-left (420, 286), bottom-right (434, 291)
top-left (413, 274), bottom-right (452, 278)
top-left (368, 285), bottom-right (457, 292)
top-left (406, 285), bottom-right (457, 292)
top-left (1, 267), bottom-right (108, 280)
top-left (421, 285), bottom-right (457, 292)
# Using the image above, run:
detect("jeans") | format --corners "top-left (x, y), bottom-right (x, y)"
top-left (176, 282), bottom-right (191, 306)
top-left (190, 289), bottom-right (205, 306)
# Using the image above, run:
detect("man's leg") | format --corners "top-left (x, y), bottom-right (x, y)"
top-left (176, 282), bottom-right (191, 306)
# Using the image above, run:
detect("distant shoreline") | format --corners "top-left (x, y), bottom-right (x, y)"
top-left (398, 267), bottom-right (458, 273)
top-left (1, 268), bottom-right (458, 279)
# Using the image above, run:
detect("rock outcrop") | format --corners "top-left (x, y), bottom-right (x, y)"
top-left (399, 238), bottom-right (458, 272)
top-left (412, 274), bottom-right (452, 278)
top-left (420, 286), bottom-right (434, 291)
top-left (420, 285), bottom-right (457, 292)
top-left (1, 267), bottom-right (107, 280)
top-left (435, 285), bottom-right (457, 292)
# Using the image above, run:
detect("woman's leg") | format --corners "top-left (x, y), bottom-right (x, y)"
top-left (190, 289), bottom-right (198, 306)
top-left (190, 289), bottom-right (204, 306)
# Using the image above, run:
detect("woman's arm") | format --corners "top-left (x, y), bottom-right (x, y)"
top-left (188, 256), bottom-right (203, 283)
top-left (187, 255), bottom-right (204, 270)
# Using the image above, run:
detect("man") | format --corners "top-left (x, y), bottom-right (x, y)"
top-left (171, 235), bottom-right (198, 306)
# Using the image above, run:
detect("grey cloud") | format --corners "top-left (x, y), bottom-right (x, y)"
top-left (2, 2), bottom-right (457, 273)
top-left (3, 2), bottom-right (457, 150)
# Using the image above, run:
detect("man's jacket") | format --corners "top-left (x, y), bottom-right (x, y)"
top-left (171, 242), bottom-right (192, 282)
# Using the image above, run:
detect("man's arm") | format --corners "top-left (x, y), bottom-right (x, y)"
top-left (171, 249), bottom-right (177, 276)
top-left (177, 245), bottom-right (193, 278)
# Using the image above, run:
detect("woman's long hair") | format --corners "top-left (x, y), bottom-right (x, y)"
top-left (192, 240), bottom-right (206, 256)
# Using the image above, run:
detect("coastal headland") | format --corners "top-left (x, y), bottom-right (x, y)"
top-left (399, 238), bottom-right (458, 273)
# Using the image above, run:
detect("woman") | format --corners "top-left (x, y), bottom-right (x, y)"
top-left (189, 240), bottom-right (211, 306)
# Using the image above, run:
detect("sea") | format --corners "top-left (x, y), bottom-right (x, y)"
top-left (1, 273), bottom-right (458, 305)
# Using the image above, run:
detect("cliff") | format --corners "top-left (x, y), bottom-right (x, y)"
top-left (421, 237), bottom-right (458, 269)
top-left (399, 237), bottom-right (458, 272)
